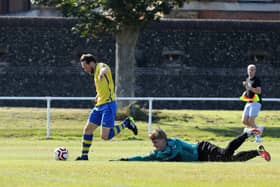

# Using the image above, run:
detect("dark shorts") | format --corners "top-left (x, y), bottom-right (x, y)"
top-left (197, 141), bottom-right (228, 161)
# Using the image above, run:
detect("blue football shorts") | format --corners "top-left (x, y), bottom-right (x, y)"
top-left (88, 101), bottom-right (117, 128)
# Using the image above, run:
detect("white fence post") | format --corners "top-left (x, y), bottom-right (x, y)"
top-left (46, 97), bottom-right (51, 139)
top-left (1, 96), bottom-right (280, 139)
top-left (148, 98), bottom-right (153, 134)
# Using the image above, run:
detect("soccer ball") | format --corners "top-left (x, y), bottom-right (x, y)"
top-left (53, 147), bottom-right (69, 160)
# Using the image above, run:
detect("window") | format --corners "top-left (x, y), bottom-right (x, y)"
top-left (0, 47), bottom-right (8, 57)
top-left (239, 0), bottom-right (274, 3)
top-left (248, 50), bottom-right (269, 62)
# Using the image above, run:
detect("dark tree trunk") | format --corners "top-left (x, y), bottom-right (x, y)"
top-left (115, 26), bottom-right (139, 108)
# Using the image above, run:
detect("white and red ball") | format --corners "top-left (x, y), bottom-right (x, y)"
top-left (54, 147), bottom-right (69, 160)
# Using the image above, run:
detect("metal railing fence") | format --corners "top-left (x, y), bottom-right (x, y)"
top-left (0, 96), bottom-right (279, 139)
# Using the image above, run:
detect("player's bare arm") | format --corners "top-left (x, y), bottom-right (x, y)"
top-left (98, 65), bottom-right (108, 80)
top-left (249, 86), bottom-right (261, 94)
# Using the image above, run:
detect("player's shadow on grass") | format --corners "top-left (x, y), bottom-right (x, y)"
top-left (203, 126), bottom-right (280, 138)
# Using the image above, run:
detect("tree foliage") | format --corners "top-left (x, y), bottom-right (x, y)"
top-left (33, 0), bottom-right (189, 37)
top-left (33, 0), bottom-right (190, 106)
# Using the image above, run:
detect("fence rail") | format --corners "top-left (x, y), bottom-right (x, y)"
top-left (1, 96), bottom-right (280, 139)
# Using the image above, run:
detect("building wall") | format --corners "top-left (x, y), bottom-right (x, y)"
top-left (9, 0), bottom-right (31, 13)
top-left (198, 11), bottom-right (280, 20)
top-left (0, 0), bottom-right (30, 14)
top-left (168, 1), bottom-right (280, 20)
top-left (0, 0), bottom-right (9, 14)
top-left (0, 17), bottom-right (280, 109)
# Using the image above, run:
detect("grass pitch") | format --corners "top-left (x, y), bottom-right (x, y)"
top-left (0, 108), bottom-right (279, 187)
top-left (0, 140), bottom-right (279, 187)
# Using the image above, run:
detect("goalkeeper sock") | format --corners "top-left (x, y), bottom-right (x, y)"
top-left (107, 124), bottom-right (125, 140)
top-left (81, 134), bottom-right (93, 158)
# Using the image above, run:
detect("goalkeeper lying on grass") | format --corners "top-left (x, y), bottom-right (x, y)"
top-left (113, 128), bottom-right (271, 162)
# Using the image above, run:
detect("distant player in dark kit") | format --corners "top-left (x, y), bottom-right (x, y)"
top-left (113, 128), bottom-right (271, 162)
top-left (240, 64), bottom-right (263, 142)
top-left (76, 53), bottom-right (138, 160)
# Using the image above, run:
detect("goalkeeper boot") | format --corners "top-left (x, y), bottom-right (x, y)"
top-left (258, 145), bottom-right (271, 161)
top-left (124, 117), bottom-right (138, 135)
top-left (75, 155), bottom-right (88, 161)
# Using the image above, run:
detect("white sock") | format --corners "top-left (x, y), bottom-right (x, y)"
top-left (256, 125), bottom-right (264, 133)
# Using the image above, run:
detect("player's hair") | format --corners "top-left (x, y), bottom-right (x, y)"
top-left (149, 128), bottom-right (167, 140)
top-left (80, 53), bottom-right (97, 64)
top-left (247, 64), bottom-right (256, 70)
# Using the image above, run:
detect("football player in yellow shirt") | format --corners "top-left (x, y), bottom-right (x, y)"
top-left (76, 53), bottom-right (138, 160)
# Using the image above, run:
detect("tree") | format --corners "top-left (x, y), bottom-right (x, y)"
top-left (33, 0), bottom-right (189, 107)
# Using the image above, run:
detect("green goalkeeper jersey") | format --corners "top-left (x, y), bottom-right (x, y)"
top-left (127, 138), bottom-right (199, 162)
